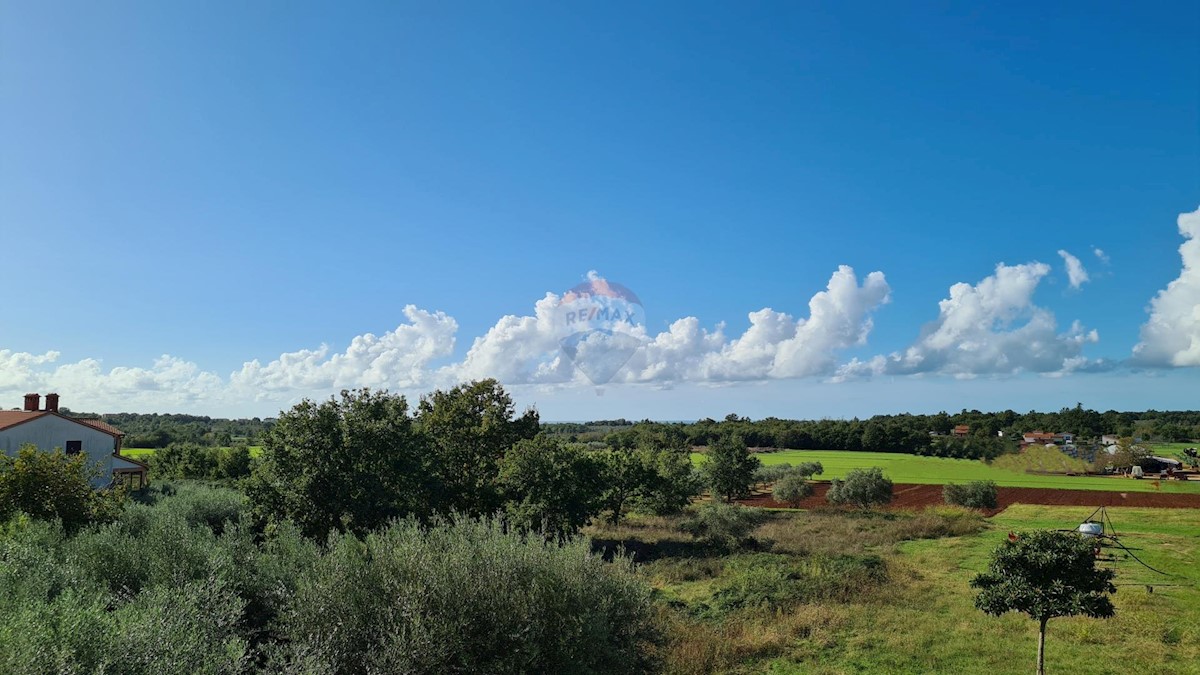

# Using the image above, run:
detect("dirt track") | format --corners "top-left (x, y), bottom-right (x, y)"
top-left (739, 481), bottom-right (1200, 515)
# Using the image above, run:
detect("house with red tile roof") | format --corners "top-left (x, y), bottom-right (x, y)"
top-left (0, 393), bottom-right (148, 489)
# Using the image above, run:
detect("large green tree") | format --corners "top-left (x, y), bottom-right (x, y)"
top-left (498, 436), bottom-right (604, 539)
top-left (416, 379), bottom-right (540, 516)
top-left (247, 389), bottom-right (428, 539)
top-left (595, 447), bottom-right (699, 525)
top-left (701, 434), bottom-right (760, 502)
top-left (971, 530), bottom-right (1116, 675)
top-left (596, 448), bottom-right (657, 526)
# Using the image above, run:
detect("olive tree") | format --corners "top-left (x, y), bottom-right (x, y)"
top-left (943, 480), bottom-right (998, 510)
top-left (772, 472), bottom-right (813, 507)
top-left (826, 467), bottom-right (892, 509)
top-left (971, 530), bottom-right (1116, 675)
top-left (771, 462), bottom-right (823, 507)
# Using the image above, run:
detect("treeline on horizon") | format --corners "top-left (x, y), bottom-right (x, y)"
top-left (65, 403), bottom-right (1198, 458)
top-left (545, 405), bottom-right (1200, 459)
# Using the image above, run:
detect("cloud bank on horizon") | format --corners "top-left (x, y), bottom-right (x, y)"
top-left (3, 207), bottom-right (1199, 413)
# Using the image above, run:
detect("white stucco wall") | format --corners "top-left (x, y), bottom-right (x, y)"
top-left (0, 415), bottom-right (119, 488)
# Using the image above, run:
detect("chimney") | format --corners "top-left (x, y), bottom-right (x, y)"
top-left (23, 393), bottom-right (40, 412)
top-left (45, 393), bottom-right (59, 413)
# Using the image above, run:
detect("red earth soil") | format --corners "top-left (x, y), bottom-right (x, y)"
top-left (739, 481), bottom-right (1200, 516)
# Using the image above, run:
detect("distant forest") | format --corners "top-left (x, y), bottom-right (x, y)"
top-left (61, 410), bottom-right (273, 449)
top-left (543, 406), bottom-right (1200, 459)
top-left (72, 404), bottom-right (1200, 457)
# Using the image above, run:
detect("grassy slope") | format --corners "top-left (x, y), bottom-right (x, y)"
top-left (692, 449), bottom-right (1200, 493)
top-left (761, 505), bottom-right (1200, 675)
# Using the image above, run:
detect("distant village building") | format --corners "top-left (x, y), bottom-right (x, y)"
top-left (1101, 434), bottom-right (1120, 446)
top-left (952, 425), bottom-right (970, 437)
top-left (0, 393), bottom-right (147, 488)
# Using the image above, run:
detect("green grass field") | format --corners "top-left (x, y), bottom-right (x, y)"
top-left (598, 503), bottom-right (1200, 674)
top-left (121, 446), bottom-right (264, 460)
top-left (692, 449), bottom-right (1200, 493)
top-left (1148, 441), bottom-right (1199, 459)
top-left (760, 505), bottom-right (1200, 674)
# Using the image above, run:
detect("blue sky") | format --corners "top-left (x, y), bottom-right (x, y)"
top-left (2, 2), bottom-right (1197, 419)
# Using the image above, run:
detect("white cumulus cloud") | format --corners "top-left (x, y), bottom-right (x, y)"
top-left (230, 305), bottom-right (458, 396)
top-left (838, 262), bottom-right (1103, 379)
top-left (1133, 206), bottom-right (1200, 367)
top-left (0, 350), bottom-right (224, 412)
top-left (623, 266), bottom-right (891, 382)
top-left (1057, 249), bottom-right (1090, 289)
top-left (446, 266), bottom-right (890, 385)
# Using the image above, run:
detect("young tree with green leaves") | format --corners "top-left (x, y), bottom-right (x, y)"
top-left (971, 530), bottom-right (1116, 675)
top-left (701, 434), bottom-right (760, 503)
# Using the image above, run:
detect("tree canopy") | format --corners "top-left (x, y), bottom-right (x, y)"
top-left (971, 530), bottom-right (1116, 675)
top-left (702, 434), bottom-right (760, 503)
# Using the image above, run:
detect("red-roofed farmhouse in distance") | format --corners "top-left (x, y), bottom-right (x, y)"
top-left (0, 393), bottom-right (148, 489)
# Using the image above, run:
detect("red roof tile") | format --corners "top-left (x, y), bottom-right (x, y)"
top-left (0, 411), bottom-right (123, 439)
top-left (0, 410), bottom-right (47, 431)
top-left (76, 418), bottom-right (125, 437)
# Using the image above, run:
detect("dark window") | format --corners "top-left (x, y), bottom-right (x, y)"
top-left (65, 441), bottom-right (82, 455)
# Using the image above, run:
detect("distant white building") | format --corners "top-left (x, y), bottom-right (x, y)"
top-left (0, 393), bottom-right (147, 488)
top-left (1101, 434), bottom-right (1120, 446)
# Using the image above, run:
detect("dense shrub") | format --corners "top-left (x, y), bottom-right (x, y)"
top-left (680, 503), bottom-right (768, 551)
top-left (273, 515), bottom-right (660, 674)
top-left (0, 521), bottom-right (255, 674)
top-left (1, 486), bottom-right (660, 675)
top-left (149, 442), bottom-right (220, 480)
top-left (217, 445), bottom-right (253, 480)
top-left (826, 467), bottom-right (893, 509)
top-left (0, 445), bottom-right (124, 532)
top-left (943, 480), bottom-right (999, 510)
top-left (772, 472), bottom-right (814, 507)
top-left (754, 463), bottom-right (793, 485)
top-left (709, 552), bottom-right (887, 613)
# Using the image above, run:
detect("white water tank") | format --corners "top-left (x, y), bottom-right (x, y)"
top-left (1078, 522), bottom-right (1103, 538)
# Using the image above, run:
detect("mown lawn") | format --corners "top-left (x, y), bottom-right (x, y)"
top-left (691, 449), bottom-right (1200, 493)
top-left (758, 505), bottom-right (1200, 674)
top-left (1148, 441), bottom-right (1199, 459)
